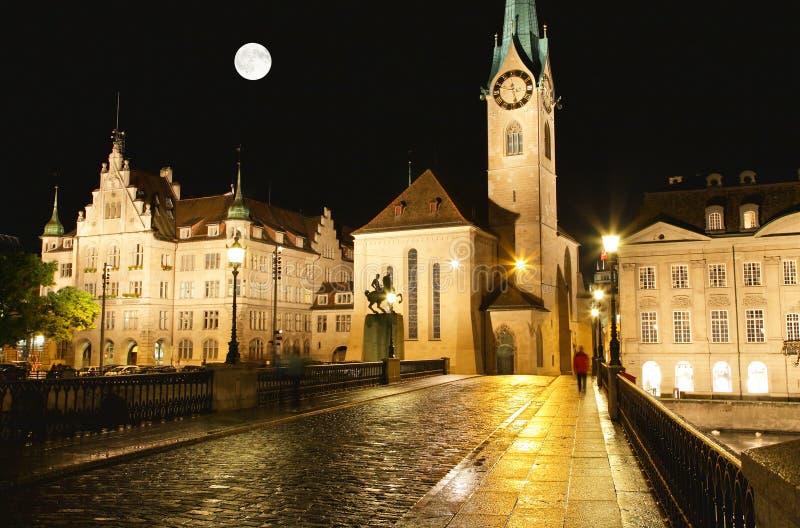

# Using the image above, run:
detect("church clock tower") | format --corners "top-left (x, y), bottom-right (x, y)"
top-left (483, 0), bottom-right (557, 302)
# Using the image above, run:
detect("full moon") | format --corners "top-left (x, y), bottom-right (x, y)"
top-left (234, 42), bottom-right (272, 81)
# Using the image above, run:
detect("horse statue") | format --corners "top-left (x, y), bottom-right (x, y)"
top-left (365, 289), bottom-right (387, 314)
top-left (365, 272), bottom-right (403, 314)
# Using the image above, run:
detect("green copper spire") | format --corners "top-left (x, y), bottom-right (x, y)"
top-left (227, 162), bottom-right (250, 220)
top-left (43, 185), bottom-right (65, 236)
top-left (487, 0), bottom-right (545, 85)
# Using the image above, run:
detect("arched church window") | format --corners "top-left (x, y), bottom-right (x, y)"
top-left (431, 263), bottom-right (440, 339)
top-left (407, 249), bottom-right (418, 339)
top-left (505, 121), bottom-right (523, 156)
top-left (544, 122), bottom-right (552, 160)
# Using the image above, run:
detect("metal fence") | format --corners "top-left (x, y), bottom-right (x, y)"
top-left (616, 374), bottom-right (755, 528)
top-left (400, 359), bottom-right (447, 380)
top-left (0, 372), bottom-right (213, 441)
top-left (257, 362), bottom-right (384, 405)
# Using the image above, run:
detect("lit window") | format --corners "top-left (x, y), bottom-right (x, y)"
top-left (639, 266), bottom-right (656, 289)
top-left (641, 361), bottom-right (661, 396)
top-left (640, 311), bottom-right (658, 343)
top-left (317, 294), bottom-right (328, 305)
top-left (783, 260), bottom-right (797, 285)
top-left (207, 224), bottom-right (219, 237)
top-left (123, 310), bottom-right (138, 330)
top-left (743, 262), bottom-right (762, 286)
top-left (708, 264), bottom-right (727, 288)
top-left (710, 310), bottom-right (729, 343)
top-left (742, 209), bottom-right (758, 229)
top-left (432, 263), bottom-right (441, 339)
top-left (675, 361), bottom-right (694, 392)
top-left (673, 311), bottom-right (691, 343)
top-left (505, 121), bottom-right (523, 156)
top-left (745, 309), bottom-right (765, 342)
top-left (712, 362), bottom-right (732, 392)
top-left (747, 361), bottom-right (768, 393)
top-left (707, 211), bottom-right (724, 230)
top-left (671, 264), bottom-right (689, 289)
top-left (179, 227), bottom-right (191, 239)
top-left (408, 249), bottom-right (418, 339)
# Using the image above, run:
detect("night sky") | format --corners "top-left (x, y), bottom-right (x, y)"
top-left (3, 1), bottom-right (797, 279)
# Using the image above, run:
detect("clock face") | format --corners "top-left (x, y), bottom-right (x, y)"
top-left (492, 70), bottom-right (534, 110)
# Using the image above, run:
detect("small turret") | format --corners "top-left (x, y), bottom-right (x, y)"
top-left (227, 162), bottom-right (251, 220)
top-left (43, 186), bottom-right (65, 236)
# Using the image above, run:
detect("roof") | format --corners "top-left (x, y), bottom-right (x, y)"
top-left (129, 169), bottom-right (180, 240)
top-left (487, 0), bottom-right (547, 85)
top-left (311, 282), bottom-right (354, 310)
top-left (353, 169), bottom-right (479, 235)
top-left (482, 281), bottom-right (548, 312)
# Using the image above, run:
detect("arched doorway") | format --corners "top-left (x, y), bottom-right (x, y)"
top-left (154, 340), bottom-right (165, 365)
top-left (332, 346), bottom-right (347, 362)
top-left (495, 326), bottom-right (515, 374)
top-left (126, 341), bottom-right (138, 365)
top-left (78, 340), bottom-right (91, 368)
top-left (642, 361), bottom-right (661, 396)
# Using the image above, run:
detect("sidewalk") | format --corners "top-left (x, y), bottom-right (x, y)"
top-left (0, 374), bottom-right (476, 492)
top-left (396, 376), bottom-right (668, 528)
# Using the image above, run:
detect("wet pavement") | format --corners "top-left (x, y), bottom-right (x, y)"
top-left (0, 375), bottom-right (666, 527)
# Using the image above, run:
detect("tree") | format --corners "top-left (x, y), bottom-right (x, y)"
top-left (0, 252), bottom-right (56, 347)
top-left (40, 287), bottom-right (100, 342)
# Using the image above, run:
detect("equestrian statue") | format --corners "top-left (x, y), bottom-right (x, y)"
top-left (365, 272), bottom-right (402, 314)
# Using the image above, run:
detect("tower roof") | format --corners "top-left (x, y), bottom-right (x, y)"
top-left (487, 0), bottom-right (548, 84)
top-left (42, 186), bottom-right (64, 237)
top-left (226, 163), bottom-right (251, 221)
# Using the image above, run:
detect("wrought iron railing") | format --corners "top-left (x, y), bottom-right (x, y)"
top-left (400, 359), bottom-right (446, 380)
top-left (598, 361), bottom-right (609, 390)
top-left (0, 372), bottom-right (213, 441)
top-left (616, 374), bottom-right (755, 527)
top-left (256, 362), bottom-right (384, 405)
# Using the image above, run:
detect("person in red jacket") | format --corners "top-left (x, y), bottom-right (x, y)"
top-left (572, 345), bottom-right (590, 393)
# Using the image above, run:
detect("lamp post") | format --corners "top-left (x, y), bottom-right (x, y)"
top-left (271, 245), bottom-right (282, 367)
top-left (386, 291), bottom-right (399, 358)
top-left (99, 263), bottom-right (111, 373)
top-left (226, 231), bottom-right (245, 365)
top-left (602, 235), bottom-right (622, 366)
top-left (591, 305), bottom-right (600, 377)
top-left (592, 288), bottom-right (605, 365)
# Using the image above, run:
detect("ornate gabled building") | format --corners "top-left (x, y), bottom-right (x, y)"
top-left (347, 0), bottom-right (587, 375)
top-left (616, 170), bottom-right (800, 398)
top-left (40, 131), bottom-right (353, 369)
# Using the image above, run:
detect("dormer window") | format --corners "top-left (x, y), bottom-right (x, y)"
top-left (252, 226), bottom-right (262, 239)
top-left (706, 173), bottom-right (723, 187)
top-left (335, 293), bottom-right (353, 304)
top-left (63, 239), bottom-right (73, 248)
top-left (179, 227), bottom-right (191, 239)
top-left (394, 201), bottom-right (406, 217)
top-left (207, 224), bottom-right (219, 237)
top-left (317, 294), bottom-right (328, 305)
top-left (295, 236), bottom-right (304, 248)
top-left (705, 206), bottom-right (724, 231)
top-left (429, 198), bottom-right (441, 214)
top-left (505, 121), bottom-right (523, 156)
top-left (741, 204), bottom-right (759, 230)
top-left (275, 231), bottom-right (284, 244)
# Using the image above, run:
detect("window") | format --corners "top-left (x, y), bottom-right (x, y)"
top-left (56, 341), bottom-right (70, 360)
top-left (408, 249), bottom-right (418, 339)
top-left (544, 121), bottom-right (552, 160)
top-left (202, 339), bottom-right (219, 361)
top-left (285, 314), bottom-right (293, 331)
top-left (105, 311), bottom-right (115, 330)
top-left (783, 260), bottom-right (797, 285)
top-left (317, 315), bottom-right (327, 332)
top-left (304, 314), bottom-right (311, 332)
top-left (104, 340), bottom-right (114, 361)
top-left (179, 254), bottom-right (195, 271)
top-left (207, 224), bottom-right (219, 237)
top-left (639, 266), bottom-right (656, 289)
top-left (505, 121), bottom-right (523, 156)
top-left (123, 310), bottom-right (138, 330)
top-left (178, 339), bottom-right (193, 360)
top-left (132, 243), bottom-right (144, 267)
top-left (671, 265), bottom-right (689, 289)
top-left (334, 293), bottom-right (352, 304)
top-left (108, 282), bottom-right (119, 297)
top-left (159, 281), bottom-right (169, 299)
top-left (335, 315), bottom-right (351, 332)
top-left (159, 310), bottom-right (169, 330)
top-left (317, 294), bottom-right (328, 305)
top-left (60, 263), bottom-right (72, 278)
top-left (86, 247), bottom-right (97, 269)
top-left (745, 309), bottom-right (765, 342)
top-left (63, 239), bottom-right (72, 249)
top-left (84, 283), bottom-right (96, 296)
top-left (107, 245), bottom-right (120, 268)
top-left (295, 313), bottom-right (302, 331)
top-left (203, 310), bottom-right (219, 330)
top-left (161, 254), bottom-right (172, 269)
top-left (707, 211), bottom-right (724, 231)
top-left (179, 281), bottom-right (194, 299)
top-left (640, 312), bottom-right (658, 343)
top-left (675, 361), bottom-right (694, 392)
top-left (227, 277), bottom-right (244, 296)
top-left (742, 209), bottom-right (758, 229)
top-left (249, 338), bottom-right (265, 360)
top-left (672, 311), bottom-right (691, 343)
top-left (179, 227), bottom-right (191, 239)
top-left (129, 281), bottom-right (142, 296)
top-left (205, 280), bottom-right (220, 298)
top-left (743, 262), bottom-right (762, 286)
top-left (712, 362), bottom-right (732, 392)
top-left (205, 253), bottom-right (220, 270)
top-left (277, 313), bottom-right (282, 332)
top-left (786, 313), bottom-right (800, 341)
top-left (104, 201), bottom-right (121, 219)
top-left (708, 264), bottom-right (727, 288)
top-left (641, 361), bottom-right (661, 396)
top-left (250, 311), bottom-right (267, 331)
top-left (710, 310), bottom-right (729, 343)
top-left (154, 340), bottom-right (165, 365)
top-left (747, 361), bottom-right (768, 393)
top-left (432, 263), bottom-right (441, 339)
top-left (178, 311), bottom-right (193, 330)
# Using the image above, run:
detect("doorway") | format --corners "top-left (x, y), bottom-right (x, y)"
top-left (496, 326), bottom-right (515, 374)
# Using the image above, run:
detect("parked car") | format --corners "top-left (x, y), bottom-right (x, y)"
top-left (78, 366), bottom-right (102, 376)
top-left (179, 365), bottom-right (206, 372)
top-left (0, 363), bottom-right (28, 382)
top-left (104, 365), bottom-right (143, 376)
top-left (46, 364), bottom-right (77, 379)
top-left (146, 365), bottom-right (177, 374)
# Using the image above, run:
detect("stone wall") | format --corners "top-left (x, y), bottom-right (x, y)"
top-left (663, 399), bottom-right (800, 432)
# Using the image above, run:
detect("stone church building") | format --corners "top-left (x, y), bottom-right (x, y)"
top-left (347, 0), bottom-right (588, 374)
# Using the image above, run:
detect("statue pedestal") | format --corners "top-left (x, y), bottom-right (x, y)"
top-left (363, 313), bottom-right (404, 362)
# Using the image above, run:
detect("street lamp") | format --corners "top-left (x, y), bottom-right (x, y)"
top-left (592, 288), bottom-right (604, 365)
top-left (271, 245), bottom-right (282, 368)
top-left (386, 291), bottom-right (399, 359)
top-left (99, 263), bottom-right (111, 373)
top-left (602, 235), bottom-right (621, 366)
top-left (226, 231), bottom-right (245, 365)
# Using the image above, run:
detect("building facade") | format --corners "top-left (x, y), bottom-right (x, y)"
top-left (616, 171), bottom-right (800, 399)
top-left (310, 281), bottom-right (354, 362)
top-left (347, 0), bottom-right (587, 375)
top-left (39, 131), bottom-right (353, 369)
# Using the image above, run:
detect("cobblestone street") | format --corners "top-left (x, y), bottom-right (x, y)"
top-left (1, 376), bottom-right (552, 527)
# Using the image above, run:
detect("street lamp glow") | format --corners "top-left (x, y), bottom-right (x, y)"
top-left (227, 237), bottom-right (245, 265)
top-left (593, 289), bottom-right (604, 301)
top-left (34, 334), bottom-right (45, 346)
top-left (602, 235), bottom-right (620, 253)
top-left (591, 307), bottom-right (599, 318)
top-left (515, 259), bottom-right (526, 271)
top-left (450, 259), bottom-right (460, 270)
top-left (386, 292), bottom-right (398, 305)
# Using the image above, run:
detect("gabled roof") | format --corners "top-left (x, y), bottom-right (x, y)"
top-left (129, 169), bottom-right (179, 240)
top-left (482, 282), bottom-right (548, 312)
top-left (353, 169), bottom-right (477, 234)
top-left (311, 281), bottom-right (354, 310)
